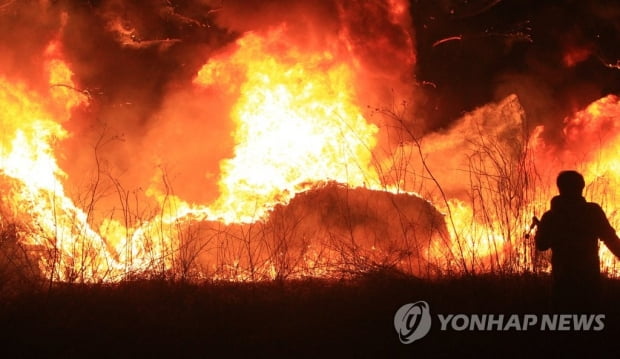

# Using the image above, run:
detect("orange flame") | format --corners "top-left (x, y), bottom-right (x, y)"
top-left (1, 22), bottom-right (619, 283)
top-left (0, 44), bottom-right (122, 281)
top-left (195, 28), bottom-right (380, 222)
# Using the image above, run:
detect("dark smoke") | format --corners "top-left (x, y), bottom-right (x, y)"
top-left (411, 0), bottom-right (620, 138)
top-left (0, 0), bottom-right (417, 213)
top-left (0, 0), bottom-right (618, 215)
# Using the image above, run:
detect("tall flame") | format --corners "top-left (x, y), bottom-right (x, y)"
top-left (0, 6), bottom-right (619, 283)
top-left (0, 27), bottom-right (388, 281)
top-left (195, 29), bottom-right (380, 222)
top-left (0, 42), bottom-right (121, 281)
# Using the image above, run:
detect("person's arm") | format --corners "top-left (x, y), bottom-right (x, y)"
top-left (593, 204), bottom-right (620, 259)
top-left (535, 212), bottom-right (553, 251)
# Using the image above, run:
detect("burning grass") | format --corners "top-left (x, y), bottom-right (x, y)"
top-left (0, 2), bottom-right (619, 284)
top-left (4, 93), bottom-right (620, 285)
top-left (0, 1), bottom-right (619, 355)
top-left (0, 178), bottom-right (451, 288)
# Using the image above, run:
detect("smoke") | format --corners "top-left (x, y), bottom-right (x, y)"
top-left (74, 0), bottom-right (413, 211)
top-left (412, 0), bottom-right (620, 136)
top-left (208, 0), bottom-right (416, 108)
top-left (0, 1), bottom-right (62, 87)
top-left (1, 0), bottom-right (619, 280)
top-left (0, 0), bottom-right (618, 218)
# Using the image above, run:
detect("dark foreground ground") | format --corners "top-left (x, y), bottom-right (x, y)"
top-left (2, 272), bottom-right (620, 358)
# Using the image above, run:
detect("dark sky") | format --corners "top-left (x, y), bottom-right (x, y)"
top-left (410, 0), bottom-right (620, 134)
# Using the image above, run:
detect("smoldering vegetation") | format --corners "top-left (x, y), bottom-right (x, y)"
top-left (0, 179), bottom-right (449, 295)
top-left (187, 182), bottom-right (449, 280)
top-left (0, 2), bottom-right (620, 356)
top-left (0, 0), bottom-right (618, 288)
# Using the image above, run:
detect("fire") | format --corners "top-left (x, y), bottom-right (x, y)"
top-left (0, 50), bottom-right (120, 281)
top-left (0, 27), bottom-right (388, 281)
top-left (397, 95), bottom-right (620, 276)
top-left (0, 2), bottom-right (619, 284)
top-left (195, 28), bottom-right (380, 222)
top-left (448, 94), bottom-right (620, 276)
top-left (561, 95), bottom-right (620, 276)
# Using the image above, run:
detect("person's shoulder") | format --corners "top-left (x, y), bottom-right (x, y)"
top-left (539, 209), bottom-right (555, 223)
top-left (585, 201), bottom-right (606, 215)
top-left (585, 201), bottom-right (603, 209)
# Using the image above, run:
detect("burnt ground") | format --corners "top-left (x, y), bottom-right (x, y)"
top-left (2, 272), bottom-right (620, 358)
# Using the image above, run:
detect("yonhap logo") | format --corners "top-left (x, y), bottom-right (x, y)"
top-left (393, 300), bottom-right (606, 344)
top-left (394, 301), bottom-right (432, 344)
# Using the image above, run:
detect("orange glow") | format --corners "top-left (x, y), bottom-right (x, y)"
top-left (0, 62), bottom-right (119, 281)
top-left (1, 14), bottom-right (620, 284)
top-left (564, 95), bottom-right (620, 275)
top-left (0, 29), bottom-right (390, 282)
top-left (562, 46), bottom-right (592, 67)
top-left (195, 29), bottom-right (380, 222)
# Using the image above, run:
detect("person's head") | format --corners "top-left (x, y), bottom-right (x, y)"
top-left (556, 170), bottom-right (585, 197)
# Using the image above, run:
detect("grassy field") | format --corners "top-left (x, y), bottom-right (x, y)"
top-left (2, 272), bottom-right (620, 358)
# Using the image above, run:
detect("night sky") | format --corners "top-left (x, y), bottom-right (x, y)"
top-left (411, 0), bottom-right (620, 135)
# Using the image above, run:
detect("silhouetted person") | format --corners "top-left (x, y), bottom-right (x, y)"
top-left (535, 170), bottom-right (620, 312)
